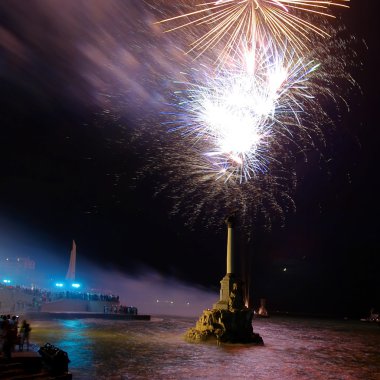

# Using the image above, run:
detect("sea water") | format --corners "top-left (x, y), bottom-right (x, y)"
top-left (29, 316), bottom-right (380, 380)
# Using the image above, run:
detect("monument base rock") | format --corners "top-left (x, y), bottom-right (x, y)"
top-left (185, 307), bottom-right (264, 344)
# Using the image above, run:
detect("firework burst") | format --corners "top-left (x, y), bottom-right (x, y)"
top-left (136, 24), bottom-right (356, 232)
top-left (156, 0), bottom-right (349, 61)
top-left (168, 41), bottom-right (320, 183)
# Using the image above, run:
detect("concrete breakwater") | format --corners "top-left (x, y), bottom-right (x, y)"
top-left (24, 311), bottom-right (151, 320)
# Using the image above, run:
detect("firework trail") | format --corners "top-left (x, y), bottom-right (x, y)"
top-left (155, 0), bottom-right (349, 61)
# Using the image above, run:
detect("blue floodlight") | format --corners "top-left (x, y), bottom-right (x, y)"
top-left (55, 282), bottom-right (64, 288)
top-left (3, 279), bottom-right (11, 284)
top-left (71, 283), bottom-right (81, 289)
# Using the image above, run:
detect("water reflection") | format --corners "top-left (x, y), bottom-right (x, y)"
top-left (30, 316), bottom-right (380, 380)
top-left (32, 319), bottom-right (94, 371)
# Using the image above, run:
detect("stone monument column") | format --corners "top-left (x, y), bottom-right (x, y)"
top-left (226, 216), bottom-right (234, 275)
top-left (186, 215), bottom-right (264, 344)
top-left (213, 216), bottom-right (236, 310)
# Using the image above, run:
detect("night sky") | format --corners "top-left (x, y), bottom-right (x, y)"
top-left (0, 1), bottom-right (378, 317)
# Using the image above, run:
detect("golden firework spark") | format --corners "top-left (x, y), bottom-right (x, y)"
top-left (157, 0), bottom-right (349, 61)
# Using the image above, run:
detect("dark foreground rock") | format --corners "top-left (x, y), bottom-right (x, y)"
top-left (0, 343), bottom-right (72, 379)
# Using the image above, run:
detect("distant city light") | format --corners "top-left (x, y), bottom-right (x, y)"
top-left (71, 283), bottom-right (81, 288)
top-left (156, 299), bottom-right (176, 304)
top-left (55, 282), bottom-right (64, 288)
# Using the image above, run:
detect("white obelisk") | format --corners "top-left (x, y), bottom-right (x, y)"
top-left (65, 240), bottom-right (76, 280)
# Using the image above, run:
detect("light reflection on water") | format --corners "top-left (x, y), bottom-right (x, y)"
top-left (30, 316), bottom-right (380, 379)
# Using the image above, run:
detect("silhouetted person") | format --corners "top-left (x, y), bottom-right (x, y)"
top-left (1, 317), bottom-right (12, 360)
top-left (19, 320), bottom-right (31, 351)
top-left (10, 315), bottom-right (18, 351)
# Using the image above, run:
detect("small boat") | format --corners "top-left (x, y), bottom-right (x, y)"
top-left (254, 298), bottom-right (269, 318)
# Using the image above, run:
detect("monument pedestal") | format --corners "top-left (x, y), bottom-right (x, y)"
top-left (213, 273), bottom-right (235, 310)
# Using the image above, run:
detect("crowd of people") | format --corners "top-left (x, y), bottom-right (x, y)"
top-left (0, 315), bottom-right (31, 360)
top-left (103, 305), bottom-right (138, 314)
top-left (47, 291), bottom-right (120, 302)
top-left (1, 283), bottom-right (120, 312)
